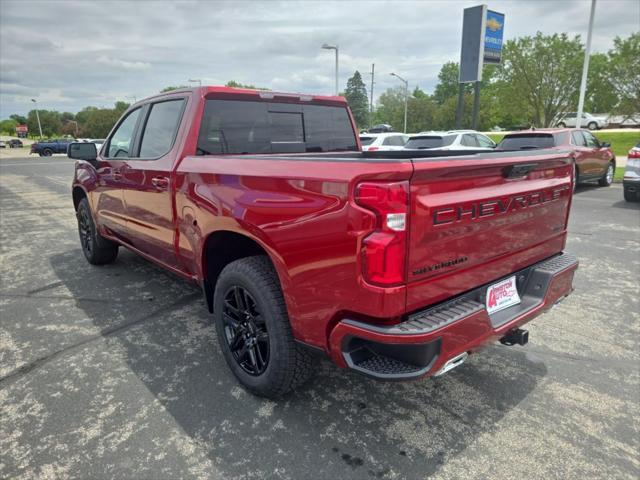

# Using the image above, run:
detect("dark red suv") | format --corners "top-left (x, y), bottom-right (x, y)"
top-left (497, 129), bottom-right (615, 189)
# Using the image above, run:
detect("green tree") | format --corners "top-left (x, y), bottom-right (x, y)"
top-left (160, 85), bottom-right (189, 92)
top-left (344, 71), bottom-right (369, 128)
top-left (0, 118), bottom-right (19, 135)
top-left (27, 109), bottom-right (62, 137)
top-left (608, 32), bottom-right (640, 116)
top-left (373, 86), bottom-right (439, 132)
top-left (225, 80), bottom-right (269, 90)
top-left (497, 32), bottom-right (583, 127)
top-left (74, 102), bottom-right (131, 138)
top-left (584, 53), bottom-right (617, 113)
top-left (9, 114), bottom-right (27, 125)
top-left (372, 86), bottom-right (405, 131)
top-left (433, 62), bottom-right (465, 105)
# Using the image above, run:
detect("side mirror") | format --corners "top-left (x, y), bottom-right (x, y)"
top-left (601, 141), bottom-right (611, 148)
top-left (68, 142), bottom-right (97, 162)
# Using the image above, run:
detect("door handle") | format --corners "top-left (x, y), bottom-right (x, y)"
top-left (151, 176), bottom-right (170, 189)
top-left (112, 168), bottom-right (123, 180)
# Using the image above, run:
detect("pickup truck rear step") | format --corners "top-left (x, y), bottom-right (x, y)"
top-left (342, 338), bottom-right (441, 380)
top-left (333, 253), bottom-right (578, 380)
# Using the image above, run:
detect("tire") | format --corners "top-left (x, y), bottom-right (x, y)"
top-left (557, 122), bottom-right (566, 128)
top-left (76, 198), bottom-right (118, 265)
top-left (598, 161), bottom-right (614, 187)
top-left (42, 148), bottom-right (53, 157)
top-left (624, 187), bottom-right (639, 202)
top-left (213, 256), bottom-right (314, 398)
top-left (587, 122), bottom-right (597, 130)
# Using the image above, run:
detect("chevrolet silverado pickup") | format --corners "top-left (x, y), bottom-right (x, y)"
top-left (69, 87), bottom-right (578, 398)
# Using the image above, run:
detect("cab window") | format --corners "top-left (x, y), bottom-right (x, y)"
top-left (139, 99), bottom-right (186, 158)
top-left (106, 108), bottom-right (141, 158)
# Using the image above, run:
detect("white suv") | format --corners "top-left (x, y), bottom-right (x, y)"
top-left (555, 112), bottom-right (609, 130)
top-left (404, 130), bottom-right (496, 150)
top-left (359, 133), bottom-right (409, 151)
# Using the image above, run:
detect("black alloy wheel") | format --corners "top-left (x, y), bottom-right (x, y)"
top-left (78, 206), bottom-right (94, 255)
top-left (222, 285), bottom-right (270, 375)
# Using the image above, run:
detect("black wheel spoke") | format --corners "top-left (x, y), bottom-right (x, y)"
top-left (222, 311), bottom-right (241, 330)
top-left (233, 286), bottom-right (246, 312)
top-left (229, 331), bottom-right (244, 352)
top-left (222, 285), bottom-right (270, 376)
top-left (247, 345), bottom-right (259, 370)
top-left (254, 344), bottom-right (266, 369)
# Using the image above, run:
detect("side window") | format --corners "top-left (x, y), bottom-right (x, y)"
top-left (582, 131), bottom-right (599, 148)
top-left (106, 108), bottom-right (141, 158)
top-left (382, 135), bottom-right (405, 146)
top-left (139, 99), bottom-right (186, 158)
top-left (462, 134), bottom-right (479, 147)
top-left (571, 131), bottom-right (586, 147)
top-left (475, 134), bottom-right (495, 148)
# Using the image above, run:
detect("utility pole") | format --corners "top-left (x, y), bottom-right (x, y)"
top-left (369, 63), bottom-right (375, 127)
top-left (390, 73), bottom-right (408, 133)
top-left (30, 99), bottom-right (43, 138)
top-left (576, 0), bottom-right (596, 128)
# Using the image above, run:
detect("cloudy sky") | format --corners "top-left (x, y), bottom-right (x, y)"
top-left (1, 0), bottom-right (638, 117)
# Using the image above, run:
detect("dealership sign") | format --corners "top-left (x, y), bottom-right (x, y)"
top-left (484, 10), bottom-right (505, 64)
top-left (459, 5), bottom-right (505, 82)
top-left (16, 124), bottom-right (28, 133)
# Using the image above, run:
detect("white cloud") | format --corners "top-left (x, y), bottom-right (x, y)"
top-left (96, 56), bottom-right (152, 70)
top-left (1, 0), bottom-right (638, 116)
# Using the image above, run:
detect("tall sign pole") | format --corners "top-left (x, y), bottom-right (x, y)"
top-left (576, 0), bottom-right (596, 129)
top-left (457, 5), bottom-right (504, 130)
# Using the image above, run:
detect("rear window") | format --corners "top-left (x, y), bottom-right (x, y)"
top-left (498, 134), bottom-right (555, 150)
top-left (359, 136), bottom-right (375, 146)
top-left (197, 100), bottom-right (357, 154)
top-left (405, 135), bottom-right (456, 149)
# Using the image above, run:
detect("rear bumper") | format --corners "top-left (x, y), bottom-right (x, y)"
top-left (328, 252), bottom-right (578, 380)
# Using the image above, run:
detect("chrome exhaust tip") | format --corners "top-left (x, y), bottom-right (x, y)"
top-left (433, 351), bottom-right (468, 377)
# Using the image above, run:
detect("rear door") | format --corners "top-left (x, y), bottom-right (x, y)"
top-left (120, 97), bottom-right (187, 269)
top-left (582, 130), bottom-right (610, 176)
top-left (405, 151), bottom-right (572, 311)
top-left (571, 130), bottom-right (599, 177)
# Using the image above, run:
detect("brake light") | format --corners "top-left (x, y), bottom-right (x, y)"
top-left (355, 181), bottom-right (409, 286)
top-left (628, 149), bottom-right (640, 159)
top-left (367, 146), bottom-right (379, 151)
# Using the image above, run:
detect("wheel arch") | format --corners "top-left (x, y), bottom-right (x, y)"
top-left (200, 230), bottom-right (287, 314)
top-left (72, 185), bottom-right (88, 211)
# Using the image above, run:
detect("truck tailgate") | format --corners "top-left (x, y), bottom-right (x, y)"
top-left (406, 151), bottom-right (573, 312)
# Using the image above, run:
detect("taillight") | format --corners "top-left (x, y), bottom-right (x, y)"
top-left (355, 181), bottom-right (409, 286)
top-left (628, 149), bottom-right (640, 159)
top-left (367, 146), bottom-right (379, 151)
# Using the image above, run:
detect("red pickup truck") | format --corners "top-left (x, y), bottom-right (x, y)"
top-left (69, 87), bottom-right (578, 398)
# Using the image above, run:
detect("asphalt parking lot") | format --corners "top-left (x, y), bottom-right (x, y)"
top-left (1, 155), bottom-right (638, 480)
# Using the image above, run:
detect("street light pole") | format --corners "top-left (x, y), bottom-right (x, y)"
top-left (30, 99), bottom-right (43, 138)
top-left (188, 78), bottom-right (202, 87)
top-left (576, 0), bottom-right (596, 129)
top-left (321, 44), bottom-right (339, 96)
top-left (66, 120), bottom-right (79, 137)
top-left (390, 73), bottom-right (408, 133)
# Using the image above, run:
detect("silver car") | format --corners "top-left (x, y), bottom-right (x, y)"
top-left (623, 142), bottom-right (640, 202)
